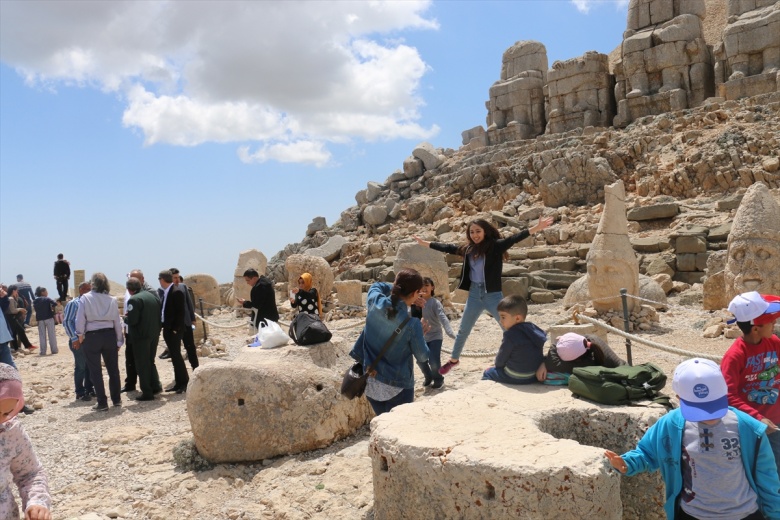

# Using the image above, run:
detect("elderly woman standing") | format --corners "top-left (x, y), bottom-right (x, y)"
top-left (350, 269), bottom-right (430, 416)
top-left (75, 273), bottom-right (124, 412)
top-left (0, 364), bottom-right (52, 520)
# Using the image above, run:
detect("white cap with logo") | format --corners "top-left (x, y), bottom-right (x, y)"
top-left (672, 358), bottom-right (729, 422)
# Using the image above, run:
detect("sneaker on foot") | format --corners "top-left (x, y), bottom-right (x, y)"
top-left (423, 376), bottom-right (433, 387)
top-left (92, 403), bottom-right (109, 412)
top-left (80, 394), bottom-right (92, 402)
top-left (438, 360), bottom-right (459, 375)
top-left (431, 379), bottom-right (444, 389)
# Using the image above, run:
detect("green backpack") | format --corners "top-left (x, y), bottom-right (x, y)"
top-left (568, 362), bottom-right (672, 407)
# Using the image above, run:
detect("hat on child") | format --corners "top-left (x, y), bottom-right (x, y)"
top-left (672, 358), bottom-right (728, 422)
top-left (727, 291), bottom-right (780, 325)
top-left (0, 364), bottom-right (25, 423)
top-left (556, 332), bottom-right (588, 361)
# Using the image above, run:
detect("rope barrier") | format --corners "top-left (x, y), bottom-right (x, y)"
top-left (193, 313), bottom-right (249, 330)
top-left (573, 313), bottom-right (723, 363)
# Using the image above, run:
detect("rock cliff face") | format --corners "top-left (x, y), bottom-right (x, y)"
top-left (269, 91), bottom-right (779, 317)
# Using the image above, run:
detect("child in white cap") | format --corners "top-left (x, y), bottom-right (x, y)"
top-left (0, 364), bottom-right (51, 520)
top-left (605, 358), bottom-right (780, 520)
top-left (722, 291), bottom-right (780, 476)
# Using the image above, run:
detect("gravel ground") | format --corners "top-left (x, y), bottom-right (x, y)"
top-left (10, 294), bottom-right (742, 520)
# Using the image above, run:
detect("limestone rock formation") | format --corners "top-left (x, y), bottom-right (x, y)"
top-left (724, 182), bottom-right (780, 300)
top-left (614, 0), bottom-right (713, 127)
top-left (183, 273), bottom-right (221, 312)
top-left (370, 383), bottom-right (666, 520)
top-left (486, 40), bottom-right (548, 143)
top-left (393, 242), bottom-right (451, 305)
top-left (285, 254), bottom-right (335, 299)
top-left (306, 216), bottom-right (327, 236)
top-left (715, 0), bottom-right (780, 100)
top-left (232, 249), bottom-right (268, 305)
top-left (545, 51), bottom-right (615, 134)
top-left (187, 339), bottom-right (372, 462)
top-left (334, 280), bottom-right (362, 307)
top-left (538, 153), bottom-right (617, 207)
top-left (412, 142), bottom-right (444, 171)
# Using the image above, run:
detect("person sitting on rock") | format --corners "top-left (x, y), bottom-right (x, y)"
top-left (237, 268), bottom-right (279, 331)
top-left (535, 332), bottom-right (626, 385)
top-left (481, 295), bottom-right (545, 385)
top-left (289, 273), bottom-right (321, 318)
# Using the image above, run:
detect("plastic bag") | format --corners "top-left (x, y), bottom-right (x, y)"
top-left (257, 320), bottom-right (290, 349)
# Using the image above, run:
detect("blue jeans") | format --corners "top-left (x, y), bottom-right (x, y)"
top-left (367, 387), bottom-right (414, 416)
top-left (70, 339), bottom-right (94, 397)
top-left (450, 283), bottom-right (503, 360)
top-left (417, 339), bottom-right (444, 383)
top-left (0, 342), bottom-right (16, 368)
top-left (482, 366), bottom-right (536, 385)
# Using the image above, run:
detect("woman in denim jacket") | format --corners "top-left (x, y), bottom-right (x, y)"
top-left (350, 269), bottom-right (430, 416)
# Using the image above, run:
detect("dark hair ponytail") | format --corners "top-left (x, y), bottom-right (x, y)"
top-left (387, 268), bottom-right (423, 319)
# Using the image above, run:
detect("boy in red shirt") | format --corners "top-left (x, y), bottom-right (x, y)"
top-left (722, 291), bottom-right (780, 474)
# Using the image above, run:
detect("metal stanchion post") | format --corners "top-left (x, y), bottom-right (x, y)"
top-left (620, 288), bottom-right (633, 366)
top-left (199, 298), bottom-right (207, 341)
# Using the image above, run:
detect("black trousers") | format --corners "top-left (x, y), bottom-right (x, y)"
top-left (124, 334), bottom-right (137, 387)
top-left (9, 318), bottom-right (32, 349)
top-left (163, 329), bottom-right (188, 388)
top-left (56, 277), bottom-right (69, 301)
top-left (83, 328), bottom-right (121, 407)
top-left (182, 326), bottom-right (199, 369)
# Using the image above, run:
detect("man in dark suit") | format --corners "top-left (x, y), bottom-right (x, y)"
top-left (170, 268), bottom-right (199, 370)
top-left (236, 268), bottom-right (279, 331)
top-left (125, 277), bottom-right (163, 401)
top-left (158, 270), bottom-right (188, 393)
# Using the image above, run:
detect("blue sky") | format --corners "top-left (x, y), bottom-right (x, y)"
top-left (0, 0), bottom-right (629, 290)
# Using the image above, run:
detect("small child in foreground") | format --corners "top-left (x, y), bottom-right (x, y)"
top-left (481, 295), bottom-right (545, 385)
top-left (0, 364), bottom-right (52, 520)
top-left (535, 332), bottom-right (627, 385)
top-left (605, 358), bottom-right (780, 520)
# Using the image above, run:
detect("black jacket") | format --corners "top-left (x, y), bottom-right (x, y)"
top-left (430, 230), bottom-right (530, 293)
top-left (162, 285), bottom-right (186, 334)
top-left (53, 259), bottom-right (71, 279)
top-left (242, 276), bottom-right (279, 327)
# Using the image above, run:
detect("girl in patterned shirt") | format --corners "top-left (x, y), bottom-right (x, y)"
top-left (290, 273), bottom-right (322, 318)
top-left (0, 364), bottom-right (51, 520)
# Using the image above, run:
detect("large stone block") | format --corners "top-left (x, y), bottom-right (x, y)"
top-left (370, 383), bottom-right (666, 520)
top-left (412, 142), bottom-right (443, 171)
top-left (285, 254), bottom-right (334, 299)
top-left (394, 243), bottom-right (450, 305)
top-left (232, 249), bottom-right (268, 304)
top-left (334, 280), bottom-right (363, 307)
top-left (304, 235), bottom-right (347, 262)
top-left (183, 273), bottom-right (221, 312)
top-left (188, 339), bottom-right (372, 463)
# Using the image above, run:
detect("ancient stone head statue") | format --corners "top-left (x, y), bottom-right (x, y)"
top-left (586, 180), bottom-right (640, 312)
top-left (725, 183), bottom-right (780, 299)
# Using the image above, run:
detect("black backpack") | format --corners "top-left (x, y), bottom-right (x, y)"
top-left (288, 313), bottom-right (332, 346)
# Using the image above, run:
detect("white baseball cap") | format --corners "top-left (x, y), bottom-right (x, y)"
top-left (672, 358), bottom-right (728, 421)
top-left (727, 291), bottom-right (780, 325)
top-left (556, 332), bottom-right (588, 361)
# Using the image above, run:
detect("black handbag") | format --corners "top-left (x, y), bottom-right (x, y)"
top-left (288, 312), bottom-right (332, 346)
top-left (341, 317), bottom-right (410, 400)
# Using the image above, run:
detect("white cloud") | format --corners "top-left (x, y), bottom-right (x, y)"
top-left (238, 142), bottom-right (331, 167)
top-left (571, 0), bottom-right (630, 14)
top-left (0, 0), bottom-right (439, 165)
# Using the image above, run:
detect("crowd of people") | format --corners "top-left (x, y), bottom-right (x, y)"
top-left (2, 220), bottom-right (780, 519)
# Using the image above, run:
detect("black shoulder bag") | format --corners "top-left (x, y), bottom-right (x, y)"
top-left (340, 317), bottom-right (411, 400)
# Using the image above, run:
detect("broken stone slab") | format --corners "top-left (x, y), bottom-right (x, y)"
top-left (306, 216), bottom-right (328, 236)
top-left (532, 269), bottom-right (583, 289)
top-left (412, 142), bottom-right (443, 171)
top-left (188, 339), bottom-right (372, 463)
top-left (394, 242), bottom-right (450, 305)
top-left (362, 205), bottom-right (388, 226)
top-left (626, 203), bottom-right (679, 221)
top-left (304, 235), bottom-right (347, 263)
top-left (675, 235), bottom-right (707, 254)
top-left (369, 383), bottom-right (667, 520)
top-left (334, 280), bottom-right (362, 307)
top-left (716, 194), bottom-right (743, 211)
top-left (631, 236), bottom-right (671, 253)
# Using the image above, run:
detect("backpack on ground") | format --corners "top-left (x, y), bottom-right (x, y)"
top-left (568, 362), bottom-right (672, 407)
top-left (288, 312), bottom-right (332, 346)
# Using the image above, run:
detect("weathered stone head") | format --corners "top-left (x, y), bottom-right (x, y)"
top-left (586, 181), bottom-right (640, 312)
top-left (725, 183), bottom-right (780, 299)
